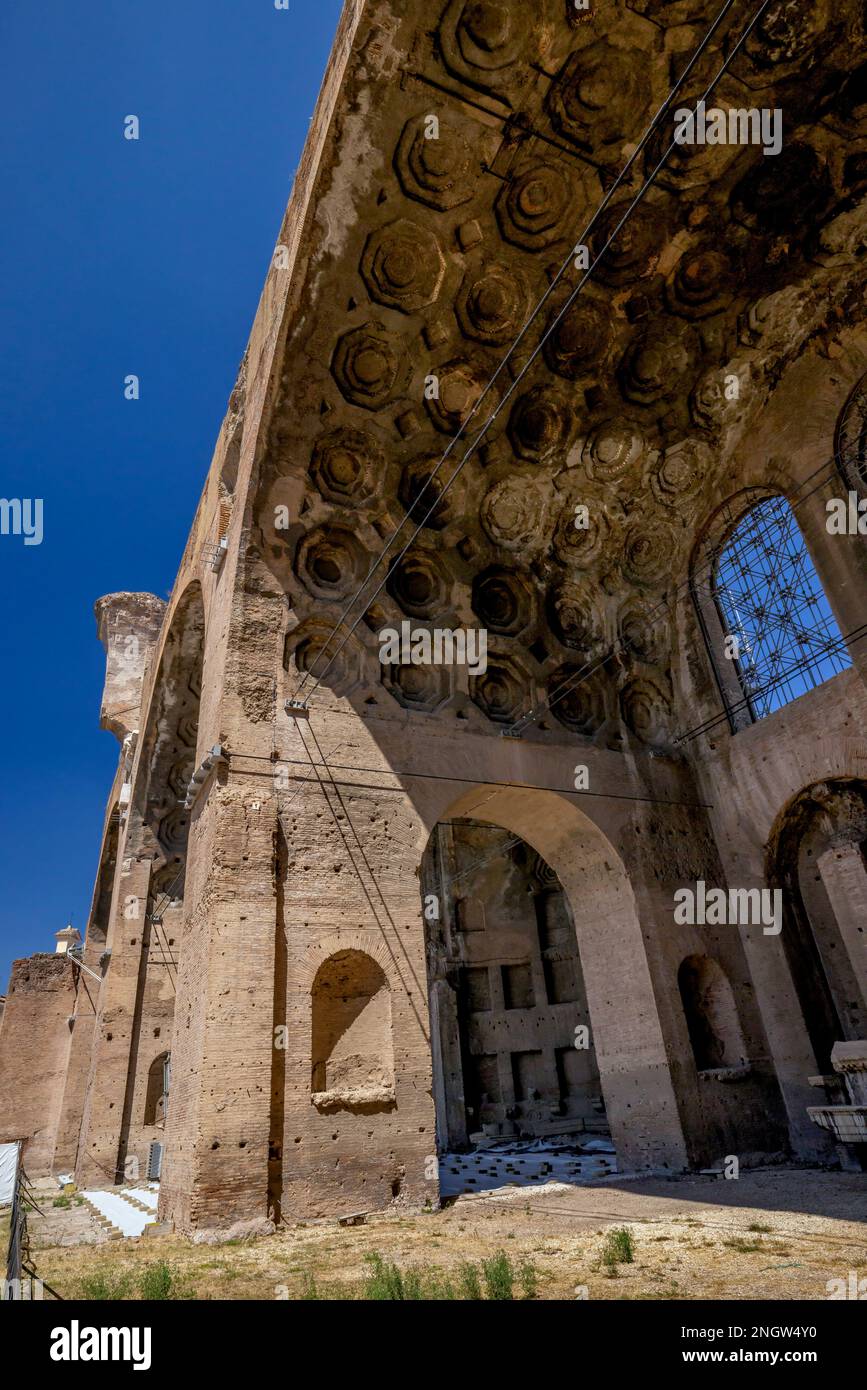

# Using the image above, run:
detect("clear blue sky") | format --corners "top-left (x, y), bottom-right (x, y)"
top-left (0, 0), bottom-right (343, 980)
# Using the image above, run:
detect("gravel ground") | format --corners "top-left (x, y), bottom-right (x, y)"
top-left (29, 1166), bottom-right (867, 1301)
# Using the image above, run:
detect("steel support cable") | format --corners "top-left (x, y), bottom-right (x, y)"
top-left (296, 23), bottom-right (775, 704)
top-left (70, 870), bottom-right (183, 994)
top-left (279, 740), bottom-right (346, 808)
top-left (235, 749), bottom-right (713, 809)
top-left (443, 833), bottom-right (526, 888)
top-left (294, 717), bottom-right (431, 1033)
top-left (289, 0), bottom-right (759, 704)
top-left (505, 445), bottom-right (863, 736)
top-left (147, 861), bottom-right (187, 926)
top-left (674, 620), bottom-right (867, 743)
top-left (123, 860), bottom-right (187, 997)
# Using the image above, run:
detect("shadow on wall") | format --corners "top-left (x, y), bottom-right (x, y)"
top-left (678, 955), bottom-right (747, 1073)
top-left (311, 949), bottom-right (395, 1112)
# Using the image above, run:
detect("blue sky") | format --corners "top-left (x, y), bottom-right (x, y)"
top-left (0, 1), bottom-right (342, 979)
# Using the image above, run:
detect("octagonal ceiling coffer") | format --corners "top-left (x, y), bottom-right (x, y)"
top-left (471, 566), bottom-right (535, 636)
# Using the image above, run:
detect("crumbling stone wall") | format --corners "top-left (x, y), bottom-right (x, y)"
top-left (3, 0), bottom-right (867, 1228)
top-left (0, 956), bottom-right (78, 1174)
top-left (76, 585), bottom-right (204, 1187)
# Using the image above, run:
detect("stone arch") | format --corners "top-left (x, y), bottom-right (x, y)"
top-left (835, 371), bottom-right (867, 498)
top-left (133, 580), bottom-right (206, 854)
top-left (114, 581), bottom-right (205, 1175)
top-left (310, 949), bottom-right (395, 1111)
top-left (86, 803), bottom-right (121, 952)
top-left (766, 777), bottom-right (867, 1069)
top-left (677, 955), bottom-right (747, 1073)
top-left (417, 783), bottom-right (688, 1173)
top-left (423, 820), bottom-right (605, 1155)
top-left (297, 929), bottom-right (396, 991)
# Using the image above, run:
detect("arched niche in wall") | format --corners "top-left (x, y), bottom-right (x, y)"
top-left (144, 1051), bottom-right (170, 1126)
top-left (310, 949), bottom-right (395, 1112)
top-left (766, 778), bottom-right (867, 1069)
top-left (677, 955), bottom-right (747, 1075)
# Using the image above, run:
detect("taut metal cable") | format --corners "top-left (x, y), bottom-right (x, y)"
top-left (504, 445), bottom-right (862, 737)
top-left (674, 620), bottom-right (867, 744)
top-left (243, 750), bottom-right (714, 809)
top-left (289, 0), bottom-right (761, 705)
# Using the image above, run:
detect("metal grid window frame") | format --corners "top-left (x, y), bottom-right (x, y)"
top-left (706, 493), bottom-right (852, 727)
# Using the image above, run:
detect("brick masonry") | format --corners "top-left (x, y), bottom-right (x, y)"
top-left (2, 1), bottom-right (867, 1231)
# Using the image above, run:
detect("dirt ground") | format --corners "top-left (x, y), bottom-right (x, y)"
top-left (28, 1167), bottom-right (867, 1301)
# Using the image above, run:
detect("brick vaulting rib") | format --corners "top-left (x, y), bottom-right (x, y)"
top-left (2, 1), bottom-right (867, 1236)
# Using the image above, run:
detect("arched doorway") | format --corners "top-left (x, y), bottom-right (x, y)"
top-left (767, 778), bottom-right (867, 1070)
top-left (417, 783), bottom-right (688, 1190)
top-left (422, 818), bottom-right (612, 1193)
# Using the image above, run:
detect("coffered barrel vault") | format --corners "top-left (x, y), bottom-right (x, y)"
top-left (2, 0), bottom-right (867, 1233)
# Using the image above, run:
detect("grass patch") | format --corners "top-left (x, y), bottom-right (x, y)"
top-left (80, 1260), bottom-right (191, 1301)
top-left (80, 1270), bottom-right (134, 1301)
top-left (519, 1260), bottom-right (538, 1300)
top-left (458, 1262), bottom-right (482, 1300)
top-left (297, 1250), bottom-right (538, 1301)
top-left (363, 1253), bottom-right (413, 1300)
top-left (482, 1251), bottom-right (515, 1300)
top-left (139, 1261), bottom-right (191, 1301)
top-left (602, 1227), bottom-right (635, 1268)
top-left (724, 1238), bottom-right (764, 1254)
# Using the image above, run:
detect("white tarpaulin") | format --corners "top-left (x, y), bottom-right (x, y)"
top-left (0, 1141), bottom-right (20, 1208)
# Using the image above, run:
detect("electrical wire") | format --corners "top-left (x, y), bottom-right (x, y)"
top-left (235, 749), bottom-right (714, 809)
top-left (289, 0), bottom-right (767, 705)
top-left (504, 444), bottom-right (862, 737)
top-left (675, 620), bottom-right (867, 743)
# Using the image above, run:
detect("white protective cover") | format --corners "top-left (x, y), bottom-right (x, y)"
top-left (0, 1142), bottom-right (20, 1208)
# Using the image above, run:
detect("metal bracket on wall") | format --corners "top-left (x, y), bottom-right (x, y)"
top-left (202, 536), bottom-right (228, 573)
top-left (67, 954), bottom-right (104, 985)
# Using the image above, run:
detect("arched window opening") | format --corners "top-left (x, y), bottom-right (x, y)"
top-left (678, 956), bottom-right (747, 1073)
top-left (144, 1051), bottom-right (170, 1125)
top-left (311, 951), bottom-right (394, 1109)
top-left (696, 493), bottom-right (850, 730)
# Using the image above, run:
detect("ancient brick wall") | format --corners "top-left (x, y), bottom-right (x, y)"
top-left (6, 0), bottom-right (867, 1231)
top-left (0, 955), bottom-right (78, 1175)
